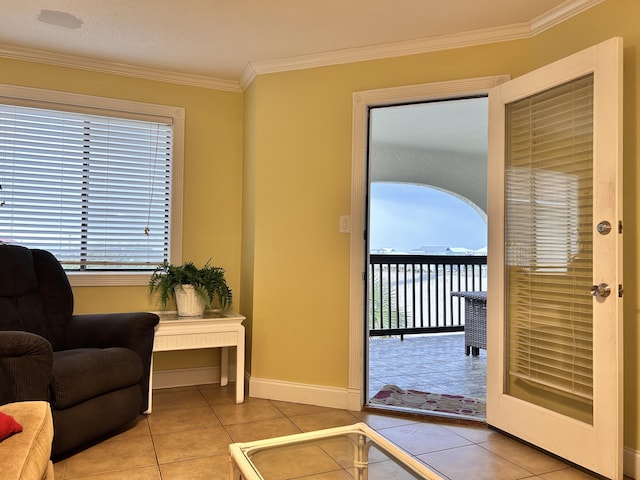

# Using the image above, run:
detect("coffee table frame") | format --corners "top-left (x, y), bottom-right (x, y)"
top-left (229, 422), bottom-right (442, 480)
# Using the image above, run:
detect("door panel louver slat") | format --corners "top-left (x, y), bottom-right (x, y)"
top-left (505, 74), bottom-right (594, 409)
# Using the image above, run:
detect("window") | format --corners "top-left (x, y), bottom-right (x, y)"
top-left (0, 85), bottom-right (184, 286)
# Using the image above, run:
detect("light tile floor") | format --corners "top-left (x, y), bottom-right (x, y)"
top-left (368, 332), bottom-right (486, 401)
top-left (52, 383), bottom-right (619, 479)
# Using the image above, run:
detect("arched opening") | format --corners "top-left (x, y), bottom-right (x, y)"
top-left (369, 182), bottom-right (486, 254)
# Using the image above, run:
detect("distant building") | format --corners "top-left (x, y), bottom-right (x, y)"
top-left (370, 247), bottom-right (398, 254)
top-left (410, 246), bottom-right (451, 255)
top-left (371, 245), bottom-right (487, 255)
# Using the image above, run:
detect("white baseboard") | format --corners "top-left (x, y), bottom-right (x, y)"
top-left (625, 446), bottom-right (639, 479)
top-left (347, 387), bottom-right (364, 411)
top-left (249, 376), bottom-right (352, 410)
top-left (152, 364), bottom-right (236, 390)
top-left (152, 367), bottom-right (354, 409)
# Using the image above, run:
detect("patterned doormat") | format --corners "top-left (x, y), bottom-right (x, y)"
top-left (370, 384), bottom-right (486, 419)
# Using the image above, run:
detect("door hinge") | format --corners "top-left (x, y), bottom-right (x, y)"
top-left (619, 220), bottom-right (623, 234)
top-left (619, 284), bottom-right (624, 298)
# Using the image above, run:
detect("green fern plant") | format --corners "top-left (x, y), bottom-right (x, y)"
top-left (148, 260), bottom-right (232, 310)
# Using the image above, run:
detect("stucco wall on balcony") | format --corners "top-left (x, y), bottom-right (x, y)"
top-left (369, 144), bottom-right (487, 217)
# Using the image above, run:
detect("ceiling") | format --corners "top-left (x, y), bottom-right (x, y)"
top-left (370, 97), bottom-right (488, 154)
top-left (0, 0), bottom-right (601, 89)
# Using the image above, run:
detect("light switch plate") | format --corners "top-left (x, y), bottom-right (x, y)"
top-left (339, 215), bottom-right (351, 233)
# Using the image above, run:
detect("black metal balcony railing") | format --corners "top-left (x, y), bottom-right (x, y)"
top-left (368, 254), bottom-right (487, 338)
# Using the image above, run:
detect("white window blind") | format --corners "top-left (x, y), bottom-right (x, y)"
top-left (0, 103), bottom-right (174, 270)
top-left (505, 74), bottom-right (594, 405)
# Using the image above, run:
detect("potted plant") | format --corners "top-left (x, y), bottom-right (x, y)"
top-left (148, 260), bottom-right (232, 316)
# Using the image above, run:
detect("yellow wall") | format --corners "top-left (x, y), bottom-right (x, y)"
top-left (246, 40), bottom-right (531, 387)
top-left (245, 0), bottom-right (640, 449)
top-left (3, 0), bottom-right (639, 451)
top-left (0, 58), bottom-right (244, 370)
top-left (241, 80), bottom-right (257, 371)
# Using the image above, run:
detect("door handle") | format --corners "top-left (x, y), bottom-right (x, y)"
top-left (590, 283), bottom-right (611, 298)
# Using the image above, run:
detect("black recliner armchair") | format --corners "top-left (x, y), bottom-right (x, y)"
top-left (0, 244), bottom-right (159, 457)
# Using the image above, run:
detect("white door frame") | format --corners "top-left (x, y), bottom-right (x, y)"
top-left (347, 75), bottom-right (509, 410)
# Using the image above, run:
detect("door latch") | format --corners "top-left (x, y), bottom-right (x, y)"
top-left (596, 221), bottom-right (612, 235)
top-left (590, 283), bottom-right (611, 298)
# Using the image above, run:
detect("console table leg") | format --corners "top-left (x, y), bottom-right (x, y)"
top-left (221, 347), bottom-right (229, 386)
top-left (236, 334), bottom-right (245, 403)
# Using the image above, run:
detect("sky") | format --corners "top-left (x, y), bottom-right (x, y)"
top-left (369, 182), bottom-right (487, 252)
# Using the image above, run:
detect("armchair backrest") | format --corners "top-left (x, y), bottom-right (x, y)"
top-left (0, 245), bottom-right (73, 350)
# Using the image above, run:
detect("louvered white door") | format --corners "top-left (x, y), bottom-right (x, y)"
top-left (486, 37), bottom-right (623, 479)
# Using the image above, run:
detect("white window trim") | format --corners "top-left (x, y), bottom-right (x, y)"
top-left (0, 84), bottom-right (184, 287)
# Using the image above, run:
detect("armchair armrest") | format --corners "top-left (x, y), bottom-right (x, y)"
top-left (65, 312), bottom-right (159, 353)
top-left (65, 312), bottom-right (159, 412)
top-left (0, 331), bottom-right (53, 405)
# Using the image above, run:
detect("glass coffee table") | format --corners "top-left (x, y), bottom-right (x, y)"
top-left (229, 422), bottom-right (443, 479)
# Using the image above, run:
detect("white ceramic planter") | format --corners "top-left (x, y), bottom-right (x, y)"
top-left (174, 284), bottom-right (206, 317)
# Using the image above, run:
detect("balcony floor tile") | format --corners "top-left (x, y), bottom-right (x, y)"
top-left (368, 332), bottom-right (486, 415)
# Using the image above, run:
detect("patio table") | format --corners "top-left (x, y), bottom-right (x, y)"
top-left (451, 291), bottom-right (487, 356)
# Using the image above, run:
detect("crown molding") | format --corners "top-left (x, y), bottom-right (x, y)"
top-left (248, 22), bottom-right (531, 79)
top-left (0, 0), bottom-right (603, 93)
top-left (238, 23), bottom-right (527, 91)
top-left (0, 43), bottom-right (242, 93)
top-left (241, 0), bottom-right (602, 90)
top-left (238, 64), bottom-right (258, 91)
top-left (530, 0), bottom-right (606, 34)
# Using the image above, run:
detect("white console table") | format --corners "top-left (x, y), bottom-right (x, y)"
top-left (147, 310), bottom-right (245, 413)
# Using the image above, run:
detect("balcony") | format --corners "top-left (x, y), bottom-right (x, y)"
top-left (368, 332), bottom-right (486, 400)
top-left (368, 254), bottom-right (487, 337)
top-left (367, 254), bottom-right (487, 411)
